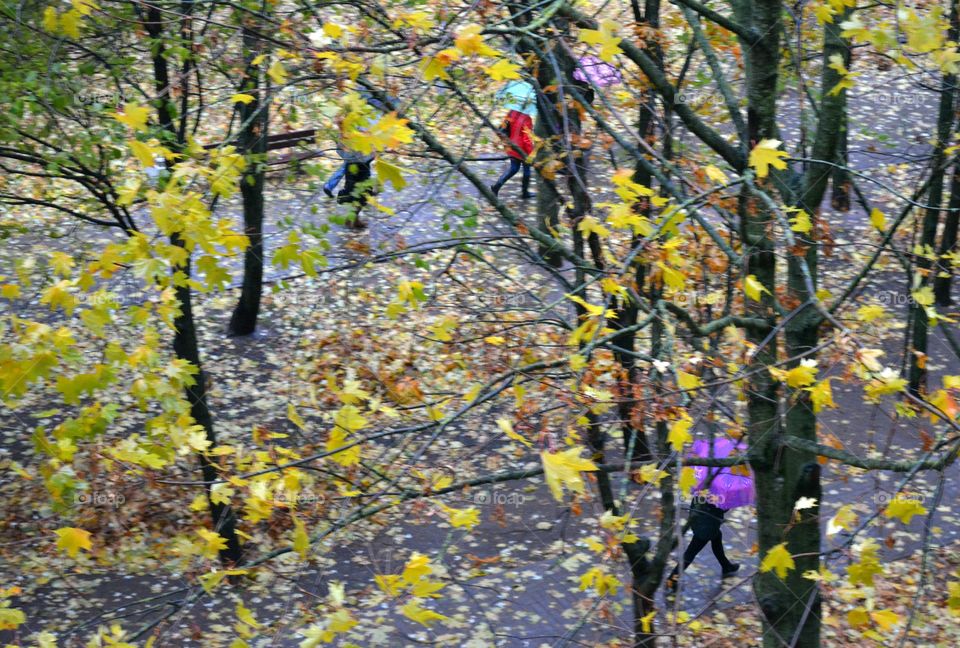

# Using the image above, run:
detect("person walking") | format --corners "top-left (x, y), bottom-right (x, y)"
top-left (324, 91), bottom-right (389, 200)
top-left (491, 79), bottom-right (537, 199)
top-left (334, 142), bottom-right (374, 229)
top-left (665, 437), bottom-right (753, 592)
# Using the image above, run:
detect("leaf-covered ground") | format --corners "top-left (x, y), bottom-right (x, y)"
top-left (4, 65), bottom-right (960, 647)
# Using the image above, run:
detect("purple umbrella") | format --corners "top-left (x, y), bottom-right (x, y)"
top-left (572, 55), bottom-right (623, 88)
top-left (690, 438), bottom-right (754, 510)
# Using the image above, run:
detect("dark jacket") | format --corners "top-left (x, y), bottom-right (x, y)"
top-left (689, 500), bottom-right (726, 539)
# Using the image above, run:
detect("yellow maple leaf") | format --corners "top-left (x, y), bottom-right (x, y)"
top-left (789, 209), bottom-right (813, 234)
top-left (744, 274), bottom-right (771, 301)
top-left (657, 262), bottom-right (686, 291)
top-left (580, 20), bottom-right (623, 62)
top-left (333, 404), bottom-right (367, 432)
top-left (639, 610), bottom-right (656, 633)
top-left (440, 504), bottom-right (480, 529)
top-left (948, 580), bottom-right (960, 614)
top-left (569, 353), bottom-right (587, 370)
top-left (323, 22), bottom-right (343, 39)
top-left (73, 0), bottom-right (100, 16)
top-left (497, 418), bottom-right (532, 447)
top-left (267, 60), bottom-right (287, 85)
top-left (778, 359), bottom-right (818, 388)
top-left (326, 427), bottom-right (360, 466)
top-left (826, 54), bottom-right (857, 96)
top-left (566, 293), bottom-right (617, 319)
top-left (454, 24), bottom-right (498, 57)
top-left (42, 7), bottom-right (58, 33)
top-left (231, 93), bottom-right (255, 105)
top-left (883, 497), bottom-right (927, 524)
top-left (420, 48), bottom-right (460, 81)
top-left (677, 371), bottom-right (702, 390)
top-left (814, 3), bottom-right (836, 24)
top-left (857, 304), bottom-right (886, 322)
top-left (806, 378), bottom-right (836, 413)
top-left (870, 207), bottom-right (886, 231)
top-left (59, 9), bottom-right (81, 39)
top-left (402, 552), bottom-right (432, 584)
top-left (292, 516), bottom-right (309, 558)
top-left (579, 566), bottom-right (620, 596)
top-left (128, 139), bottom-right (159, 167)
top-left (667, 416), bottom-right (693, 452)
top-left (541, 447), bottom-right (598, 501)
top-left (236, 601), bottom-right (261, 628)
top-left (115, 102), bottom-right (150, 131)
top-left (54, 527), bottom-right (92, 558)
top-left (195, 528), bottom-right (227, 558)
top-left (748, 139), bottom-right (789, 178)
top-left (49, 252), bottom-right (74, 277)
top-left (577, 215), bottom-right (611, 238)
top-left (870, 609), bottom-right (900, 631)
top-left (848, 607), bottom-right (870, 628)
top-left (912, 285), bottom-right (935, 306)
top-left (338, 378), bottom-right (370, 404)
top-left (485, 58), bottom-right (521, 81)
top-left (678, 467), bottom-right (697, 496)
top-left (344, 112), bottom-right (414, 155)
top-left (375, 158), bottom-right (408, 190)
top-left (704, 165), bottom-right (728, 183)
top-left (760, 542), bottom-right (795, 579)
top-left (287, 403), bottom-right (307, 430)
top-left (638, 463), bottom-right (667, 485)
top-left (864, 369), bottom-right (908, 401)
top-left (401, 600), bottom-right (449, 627)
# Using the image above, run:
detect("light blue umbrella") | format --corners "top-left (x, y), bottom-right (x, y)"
top-left (495, 81), bottom-right (537, 117)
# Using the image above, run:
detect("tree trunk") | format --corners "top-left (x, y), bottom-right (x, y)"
top-left (733, 0), bottom-right (815, 645)
top-left (228, 20), bottom-right (269, 337)
top-left (909, 0), bottom-right (957, 392)
top-left (145, 2), bottom-right (242, 565)
top-left (933, 5), bottom-right (960, 308)
top-left (935, 160), bottom-right (960, 305)
top-left (830, 110), bottom-right (850, 211)
top-left (173, 238), bottom-right (244, 565)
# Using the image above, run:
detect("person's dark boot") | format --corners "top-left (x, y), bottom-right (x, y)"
top-left (521, 174), bottom-right (534, 200)
top-left (491, 183), bottom-right (502, 197)
top-left (721, 563), bottom-right (740, 578)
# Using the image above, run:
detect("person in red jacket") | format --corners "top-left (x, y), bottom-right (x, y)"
top-left (491, 80), bottom-right (537, 200)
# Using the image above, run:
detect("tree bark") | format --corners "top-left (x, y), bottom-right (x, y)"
top-left (935, 160), bottom-right (960, 305)
top-left (228, 18), bottom-right (269, 337)
top-left (145, 2), bottom-right (243, 566)
top-left (933, 5), bottom-right (960, 307)
top-left (909, 0), bottom-right (958, 391)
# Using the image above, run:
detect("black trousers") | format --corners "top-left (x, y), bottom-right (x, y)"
top-left (676, 532), bottom-right (734, 573)
top-left (670, 502), bottom-right (734, 578)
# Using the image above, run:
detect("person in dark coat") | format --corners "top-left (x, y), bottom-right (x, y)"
top-left (324, 91), bottom-right (391, 200)
top-left (665, 496), bottom-right (740, 592)
top-left (335, 144), bottom-right (374, 229)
